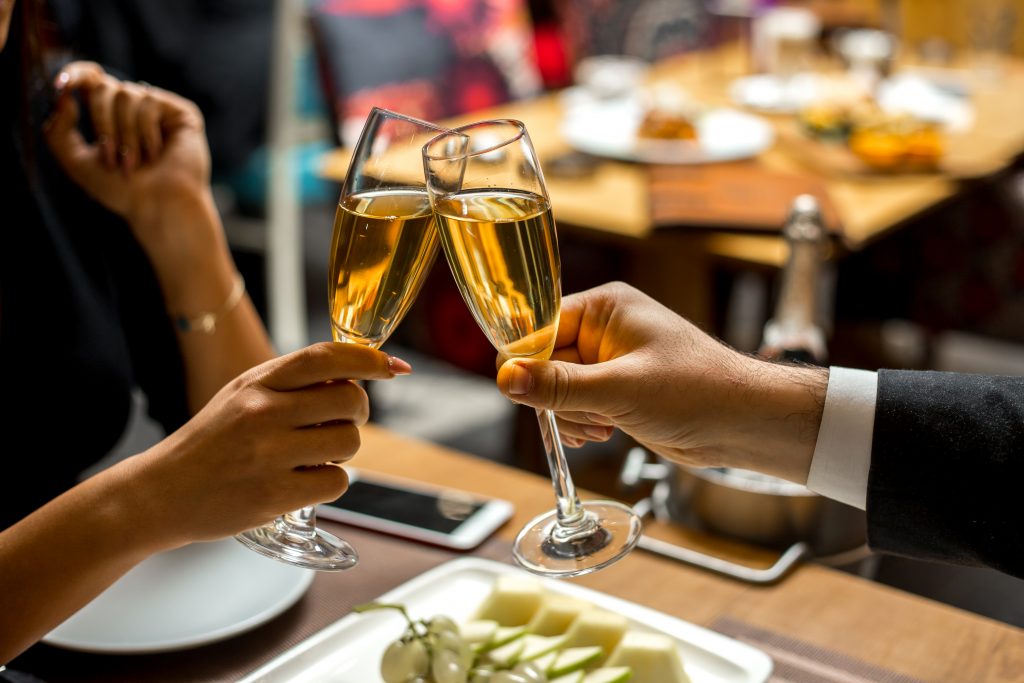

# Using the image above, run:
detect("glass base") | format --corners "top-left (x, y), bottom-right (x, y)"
top-left (513, 500), bottom-right (642, 578)
top-left (236, 523), bottom-right (358, 572)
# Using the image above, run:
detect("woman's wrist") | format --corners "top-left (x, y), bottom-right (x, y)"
top-left (126, 186), bottom-right (240, 317)
top-left (99, 447), bottom-right (193, 555)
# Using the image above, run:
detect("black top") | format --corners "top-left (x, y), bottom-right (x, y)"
top-left (868, 369), bottom-right (1024, 578)
top-left (0, 43), bottom-right (189, 531)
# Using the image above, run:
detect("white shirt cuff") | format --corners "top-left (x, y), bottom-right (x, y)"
top-left (805, 367), bottom-right (878, 510)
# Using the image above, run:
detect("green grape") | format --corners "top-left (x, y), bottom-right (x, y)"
top-left (428, 615), bottom-right (459, 636)
top-left (432, 647), bottom-right (469, 683)
top-left (380, 638), bottom-right (429, 683)
top-left (434, 629), bottom-right (473, 668)
top-left (511, 661), bottom-right (547, 683)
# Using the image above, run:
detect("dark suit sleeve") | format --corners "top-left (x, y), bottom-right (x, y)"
top-left (867, 370), bottom-right (1024, 578)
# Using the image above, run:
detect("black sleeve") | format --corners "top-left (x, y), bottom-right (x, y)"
top-left (103, 216), bottom-right (191, 435)
top-left (39, 131), bottom-right (192, 438)
top-left (867, 369), bottom-right (1024, 578)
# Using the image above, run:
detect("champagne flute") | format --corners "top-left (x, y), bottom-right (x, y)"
top-left (237, 108), bottom-right (449, 570)
top-left (422, 120), bottom-right (642, 577)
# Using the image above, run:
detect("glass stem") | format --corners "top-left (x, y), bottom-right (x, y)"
top-left (281, 506), bottom-right (318, 539)
top-left (537, 408), bottom-right (587, 529)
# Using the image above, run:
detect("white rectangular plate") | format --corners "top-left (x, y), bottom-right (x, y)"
top-left (239, 557), bottom-right (773, 683)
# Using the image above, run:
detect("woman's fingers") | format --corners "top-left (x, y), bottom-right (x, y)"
top-left (84, 78), bottom-right (117, 169)
top-left (259, 343), bottom-right (409, 392)
top-left (284, 380), bottom-right (369, 428)
top-left (280, 465), bottom-right (351, 510)
top-left (287, 421), bottom-right (363, 468)
top-left (43, 89), bottom-right (87, 164)
top-left (113, 85), bottom-right (143, 174)
top-left (136, 89), bottom-right (163, 162)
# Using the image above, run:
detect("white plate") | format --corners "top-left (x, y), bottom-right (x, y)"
top-left (729, 74), bottom-right (823, 113)
top-left (43, 538), bottom-right (314, 653)
top-left (239, 557), bottom-right (773, 683)
top-left (561, 91), bottom-right (774, 165)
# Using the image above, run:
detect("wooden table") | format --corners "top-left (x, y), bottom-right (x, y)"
top-left (14, 425), bottom-right (1021, 682)
top-left (320, 47), bottom-right (1024, 324)
top-left (354, 424), bottom-right (1024, 683)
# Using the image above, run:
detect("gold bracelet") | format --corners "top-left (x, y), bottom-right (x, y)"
top-left (174, 273), bottom-right (245, 334)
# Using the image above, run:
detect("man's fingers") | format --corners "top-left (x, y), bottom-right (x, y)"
top-left (554, 415), bottom-right (614, 442)
top-left (497, 357), bottom-right (620, 414)
top-left (259, 342), bottom-right (409, 392)
top-left (555, 410), bottom-right (615, 426)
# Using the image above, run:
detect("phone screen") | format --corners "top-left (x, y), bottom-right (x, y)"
top-left (324, 479), bottom-right (487, 534)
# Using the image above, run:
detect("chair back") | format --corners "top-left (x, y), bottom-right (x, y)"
top-left (310, 0), bottom-right (541, 145)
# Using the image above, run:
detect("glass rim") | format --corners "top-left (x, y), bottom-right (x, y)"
top-left (366, 106), bottom-right (450, 133)
top-left (422, 118), bottom-right (527, 162)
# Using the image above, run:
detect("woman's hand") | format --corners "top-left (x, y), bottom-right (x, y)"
top-left (42, 61), bottom-right (212, 254)
top-left (120, 342), bottom-right (411, 550)
top-left (495, 283), bottom-right (828, 483)
top-left (0, 343), bottom-right (410, 662)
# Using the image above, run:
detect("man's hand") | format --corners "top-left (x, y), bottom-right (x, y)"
top-left (496, 283), bottom-right (828, 483)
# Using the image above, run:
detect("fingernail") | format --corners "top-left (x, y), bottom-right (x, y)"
top-left (585, 412), bottom-right (613, 426)
top-left (387, 356), bottom-right (412, 376)
top-left (507, 361), bottom-right (533, 395)
top-left (54, 71), bottom-right (70, 94)
top-left (583, 425), bottom-right (612, 440)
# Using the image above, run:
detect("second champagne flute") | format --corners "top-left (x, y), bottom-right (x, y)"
top-left (423, 119), bottom-right (642, 577)
top-left (237, 108), bottom-right (447, 571)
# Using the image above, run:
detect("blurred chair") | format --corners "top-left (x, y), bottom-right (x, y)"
top-left (555, 0), bottom-right (712, 64)
top-left (309, 0), bottom-right (542, 146)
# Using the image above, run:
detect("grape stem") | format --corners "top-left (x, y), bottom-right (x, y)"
top-left (353, 602), bottom-right (440, 659)
top-left (353, 602), bottom-right (418, 632)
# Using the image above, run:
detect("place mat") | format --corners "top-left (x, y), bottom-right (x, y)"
top-left (11, 524), bottom-right (514, 683)
top-left (712, 616), bottom-right (929, 683)
top-left (649, 163), bottom-right (844, 235)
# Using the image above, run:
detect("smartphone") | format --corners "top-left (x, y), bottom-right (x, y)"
top-left (317, 469), bottom-right (514, 550)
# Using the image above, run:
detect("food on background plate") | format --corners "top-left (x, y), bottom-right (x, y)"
top-left (636, 110), bottom-right (697, 141)
top-left (361, 574), bottom-right (692, 683)
top-left (847, 115), bottom-right (942, 171)
top-left (636, 83), bottom-right (700, 143)
top-left (798, 98), bottom-right (943, 171)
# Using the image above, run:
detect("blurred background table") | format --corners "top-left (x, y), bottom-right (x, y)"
top-left (320, 43), bottom-right (1024, 328)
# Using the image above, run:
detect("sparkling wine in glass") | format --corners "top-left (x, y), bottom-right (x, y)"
top-left (237, 108), bottom-right (447, 570)
top-left (423, 119), bottom-right (642, 577)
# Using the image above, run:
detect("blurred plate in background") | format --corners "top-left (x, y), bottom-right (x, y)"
top-left (561, 89), bottom-right (774, 164)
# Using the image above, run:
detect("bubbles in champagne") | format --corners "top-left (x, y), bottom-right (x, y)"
top-left (329, 189), bottom-right (438, 348)
top-left (433, 189), bottom-right (561, 361)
